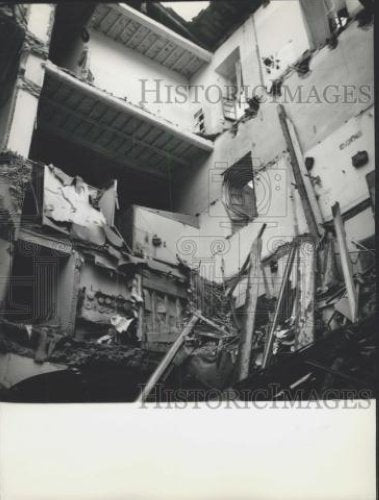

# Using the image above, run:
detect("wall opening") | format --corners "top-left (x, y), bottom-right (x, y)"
top-left (222, 153), bottom-right (257, 233)
top-left (215, 47), bottom-right (245, 121)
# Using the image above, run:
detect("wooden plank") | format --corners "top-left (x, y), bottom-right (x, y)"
top-left (332, 202), bottom-right (358, 323)
top-left (262, 242), bottom-right (297, 369)
top-left (136, 313), bottom-right (199, 403)
top-left (295, 238), bottom-right (316, 349)
top-left (151, 290), bottom-right (156, 335)
top-left (277, 104), bottom-right (320, 239)
top-left (236, 224), bottom-right (266, 381)
top-left (135, 274), bottom-right (145, 342)
top-left (196, 311), bottom-right (231, 337)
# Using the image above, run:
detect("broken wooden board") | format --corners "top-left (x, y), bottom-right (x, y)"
top-left (295, 238), bottom-right (316, 349)
top-left (236, 224), bottom-right (265, 381)
top-left (332, 202), bottom-right (358, 323)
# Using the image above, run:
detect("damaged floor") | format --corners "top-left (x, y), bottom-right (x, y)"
top-left (0, 221), bottom-right (376, 402)
top-left (0, 152), bottom-right (376, 402)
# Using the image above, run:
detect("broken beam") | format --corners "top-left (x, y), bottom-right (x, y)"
top-left (277, 104), bottom-right (320, 239)
top-left (332, 202), bottom-right (358, 323)
top-left (136, 313), bottom-right (199, 403)
top-left (40, 96), bottom-right (192, 168)
top-left (195, 311), bottom-right (230, 337)
top-left (262, 241), bottom-right (297, 369)
top-left (236, 224), bottom-right (266, 381)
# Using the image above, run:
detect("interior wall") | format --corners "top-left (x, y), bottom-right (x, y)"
top-left (173, 17), bottom-right (373, 281)
top-left (253, 0), bottom-right (311, 86)
top-left (131, 206), bottom-right (200, 264)
top-left (306, 106), bottom-right (375, 220)
top-left (57, 26), bottom-right (196, 132)
top-left (179, 20), bottom-right (374, 205)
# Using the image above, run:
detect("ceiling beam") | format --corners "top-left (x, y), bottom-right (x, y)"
top-left (37, 118), bottom-right (169, 180)
top-left (44, 62), bottom-right (214, 153)
top-left (40, 96), bottom-right (192, 167)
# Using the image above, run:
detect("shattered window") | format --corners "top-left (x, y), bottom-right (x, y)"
top-left (222, 153), bottom-right (257, 232)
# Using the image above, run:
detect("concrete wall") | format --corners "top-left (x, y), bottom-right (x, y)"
top-left (62, 28), bottom-right (198, 132)
top-left (131, 206), bottom-right (199, 265)
top-left (2, 4), bottom-right (55, 157)
top-left (172, 13), bottom-right (374, 281)
top-left (254, 0), bottom-right (311, 86)
top-left (187, 0), bottom-right (327, 137)
top-left (305, 106), bottom-right (374, 219)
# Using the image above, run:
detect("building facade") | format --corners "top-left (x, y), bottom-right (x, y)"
top-left (0, 1), bottom-right (375, 394)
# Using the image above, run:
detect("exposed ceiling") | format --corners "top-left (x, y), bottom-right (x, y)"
top-left (37, 62), bottom-right (213, 179)
top-left (187, 0), bottom-right (264, 51)
top-left (127, 1), bottom-right (264, 52)
top-left (88, 3), bottom-right (212, 79)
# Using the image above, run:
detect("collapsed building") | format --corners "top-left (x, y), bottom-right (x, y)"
top-left (0, 1), bottom-right (375, 402)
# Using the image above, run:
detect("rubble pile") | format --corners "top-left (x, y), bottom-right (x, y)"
top-left (232, 313), bottom-right (376, 400)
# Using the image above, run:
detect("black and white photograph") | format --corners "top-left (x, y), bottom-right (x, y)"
top-left (0, 0), bottom-right (376, 498)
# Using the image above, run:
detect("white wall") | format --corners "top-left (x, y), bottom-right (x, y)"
top-left (254, 0), bottom-right (311, 86)
top-left (87, 29), bottom-right (196, 132)
top-left (188, 0), bottom-right (314, 136)
top-left (306, 106), bottom-right (375, 219)
top-left (132, 206), bottom-right (199, 265)
top-left (173, 11), bottom-right (374, 282)
top-left (188, 154), bottom-right (308, 281)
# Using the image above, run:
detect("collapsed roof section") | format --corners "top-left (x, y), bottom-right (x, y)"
top-left (125, 1), bottom-right (264, 52)
top-left (38, 62), bottom-right (213, 178)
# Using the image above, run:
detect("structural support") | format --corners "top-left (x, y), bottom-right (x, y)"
top-left (0, 5), bottom-right (55, 313)
top-left (136, 313), bottom-right (199, 403)
top-left (262, 242), bottom-right (297, 369)
top-left (332, 202), bottom-right (358, 323)
top-left (44, 61), bottom-right (214, 153)
top-left (236, 224), bottom-right (266, 381)
top-left (277, 104), bottom-right (320, 239)
top-left (2, 5), bottom-right (55, 156)
top-left (195, 311), bottom-right (231, 337)
top-left (295, 237), bottom-right (316, 349)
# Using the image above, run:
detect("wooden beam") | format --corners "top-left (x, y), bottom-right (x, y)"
top-left (41, 96), bottom-right (191, 167)
top-left (126, 24), bottom-right (146, 47)
top-left (136, 313), bottom-right (199, 403)
top-left (45, 62), bottom-right (214, 152)
top-left (116, 19), bottom-right (133, 42)
top-left (93, 6), bottom-right (113, 30)
top-left (332, 202), bottom-right (358, 323)
top-left (107, 14), bottom-right (123, 37)
top-left (262, 241), bottom-right (297, 369)
top-left (277, 104), bottom-right (320, 239)
top-left (236, 224), bottom-right (266, 381)
top-left (168, 49), bottom-right (189, 70)
top-left (295, 237), bottom-right (316, 349)
top-left (144, 36), bottom-right (164, 57)
top-left (114, 3), bottom-right (212, 63)
top-left (195, 311), bottom-right (231, 337)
